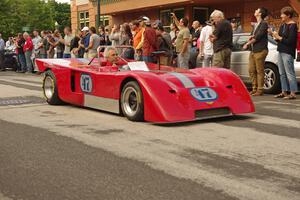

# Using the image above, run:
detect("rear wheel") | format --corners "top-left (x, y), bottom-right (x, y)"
top-left (121, 81), bottom-right (144, 121)
top-left (43, 70), bottom-right (64, 105)
top-left (264, 63), bottom-right (281, 94)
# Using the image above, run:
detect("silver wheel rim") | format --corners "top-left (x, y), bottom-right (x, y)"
top-left (44, 76), bottom-right (54, 100)
top-left (122, 87), bottom-right (139, 117)
top-left (264, 68), bottom-right (276, 89)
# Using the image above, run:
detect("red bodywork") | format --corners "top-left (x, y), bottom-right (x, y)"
top-left (35, 58), bottom-right (255, 123)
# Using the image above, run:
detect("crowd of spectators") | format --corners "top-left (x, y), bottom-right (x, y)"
top-left (0, 6), bottom-right (298, 98)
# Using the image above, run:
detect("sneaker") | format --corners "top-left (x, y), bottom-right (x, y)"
top-left (249, 90), bottom-right (257, 95)
top-left (283, 95), bottom-right (297, 100)
top-left (274, 93), bottom-right (288, 98)
top-left (252, 91), bottom-right (264, 96)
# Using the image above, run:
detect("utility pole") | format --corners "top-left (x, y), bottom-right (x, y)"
top-left (96, 0), bottom-right (101, 29)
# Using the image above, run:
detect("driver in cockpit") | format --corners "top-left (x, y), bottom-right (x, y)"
top-left (103, 47), bottom-right (119, 67)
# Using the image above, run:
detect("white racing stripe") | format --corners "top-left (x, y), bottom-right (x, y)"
top-left (169, 72), bottom-right (195, 88)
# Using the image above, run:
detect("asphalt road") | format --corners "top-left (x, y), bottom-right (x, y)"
top-left (0, 71), bottom-right (299, 200)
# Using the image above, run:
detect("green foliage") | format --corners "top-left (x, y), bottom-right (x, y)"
top-left (0, 0), bottom-right (70, 40)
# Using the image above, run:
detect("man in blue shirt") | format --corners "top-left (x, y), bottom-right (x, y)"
top-left (82, 27), bottom-right (90, 58)
top-left (0, 33), bottom-right (5, 71)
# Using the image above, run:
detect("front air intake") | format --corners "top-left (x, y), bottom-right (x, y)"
top-left (195, 107), bottom-right (232, 119)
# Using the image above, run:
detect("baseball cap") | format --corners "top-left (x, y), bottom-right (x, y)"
top-left (81, 26), bottom-right (89, 31)
top-left (138, 16), bottom-right (150, 24)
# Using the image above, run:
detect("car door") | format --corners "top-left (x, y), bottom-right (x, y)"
top-left (79, 69), bottom-right (119, 113)
top-left (231, 35), bottom-right (251, 81)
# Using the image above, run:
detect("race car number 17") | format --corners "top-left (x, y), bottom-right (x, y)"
top-left (80, 74), bottom-right (93, 93)
top-left (190, 87), bottom-right (218, 102)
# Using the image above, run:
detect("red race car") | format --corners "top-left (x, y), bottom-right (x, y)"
top-left (35, 48), bottom-right (254, 123)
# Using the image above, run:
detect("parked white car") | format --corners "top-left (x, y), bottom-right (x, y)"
top-left (231, 33), bottom-right (300, 94)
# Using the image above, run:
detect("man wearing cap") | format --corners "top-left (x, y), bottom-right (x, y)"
top-left (81, 26), bottom-right (90, 58)
top-left (137, 16), bottom-right (157, 63)
top-left (171, 13), bottom-right (191, 69)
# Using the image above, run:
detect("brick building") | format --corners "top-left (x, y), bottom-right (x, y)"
top-left (70, 0), bottom-right (300, 32)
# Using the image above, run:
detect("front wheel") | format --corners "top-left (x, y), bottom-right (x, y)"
top-left (264, 63), bottom-right (281, 94)
top-left (121, 81), bottom-right (144, 121)
top-left (43, 70), bottom-right (64, 105)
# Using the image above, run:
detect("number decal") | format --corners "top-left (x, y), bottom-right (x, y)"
top-left (190, 87), bottom-right (218, 102)
top-left (80, 74), bottom-right (93, 93)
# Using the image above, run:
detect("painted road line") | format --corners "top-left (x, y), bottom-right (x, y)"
top-left (248, 113), bottom-right (300, 129)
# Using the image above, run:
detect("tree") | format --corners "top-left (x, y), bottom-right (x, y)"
top-left (50, 1), bottom-right (71, 31)
top-left (0, 0), bottom-right (71, 40)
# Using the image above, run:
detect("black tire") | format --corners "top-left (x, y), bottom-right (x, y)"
top-left (264, 63), bottom-right (281, 94)
top-left (42, 70), bottom-right (64, 105)
top-left (120, 81), bottom-right (144, 121)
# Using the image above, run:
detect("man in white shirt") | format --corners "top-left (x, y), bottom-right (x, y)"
top-left (32, 30), bottom-right (42, 58)
top-left (62, 27), bottom-right (74, 58)
top-left (198, 21), bottom-right (214, 67)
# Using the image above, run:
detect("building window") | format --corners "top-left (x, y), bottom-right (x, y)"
top-left (79, 11), bottom-right (89, 29)
top-left (95, 15), bottom-right (110, 26)
top-left (160, 9), bottom-right (171, 30)
top-left (193, 7), bottom-right (208, 24)
top-left (160, 8), bottom-right (184, 32)
top-left (173, 8), bottom-right (185, 20)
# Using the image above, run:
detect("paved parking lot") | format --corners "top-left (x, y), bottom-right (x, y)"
top-left (0, 71), bottom-right (299, 200)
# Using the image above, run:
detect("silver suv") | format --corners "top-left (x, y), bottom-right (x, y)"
top-left (231, 33), bottom-right (300, 94)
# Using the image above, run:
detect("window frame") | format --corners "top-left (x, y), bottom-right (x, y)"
top-left (78, 11), bottom-right (90, 30)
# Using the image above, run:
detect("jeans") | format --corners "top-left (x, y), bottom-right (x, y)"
top-left (57, 52), bottom-right (63, 58)
top-left (0, 50), bottom-right (4, 69)
top-left (278, 52), bottom-right (298, 92)
top-left (18, 54), bottom-right (26, 71)
top-left (198, 54), bottom-right (213, 67)
top-left (203, 55), bottom-right (213, 67)
top-left (25, 51), bottom-right (33, 72)
top-left (189, 47), bottom-right (198, 68)
top-left (177, 51), bottom-right (190, 69)
top-left (63, 53), bottom-right (71, 58)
